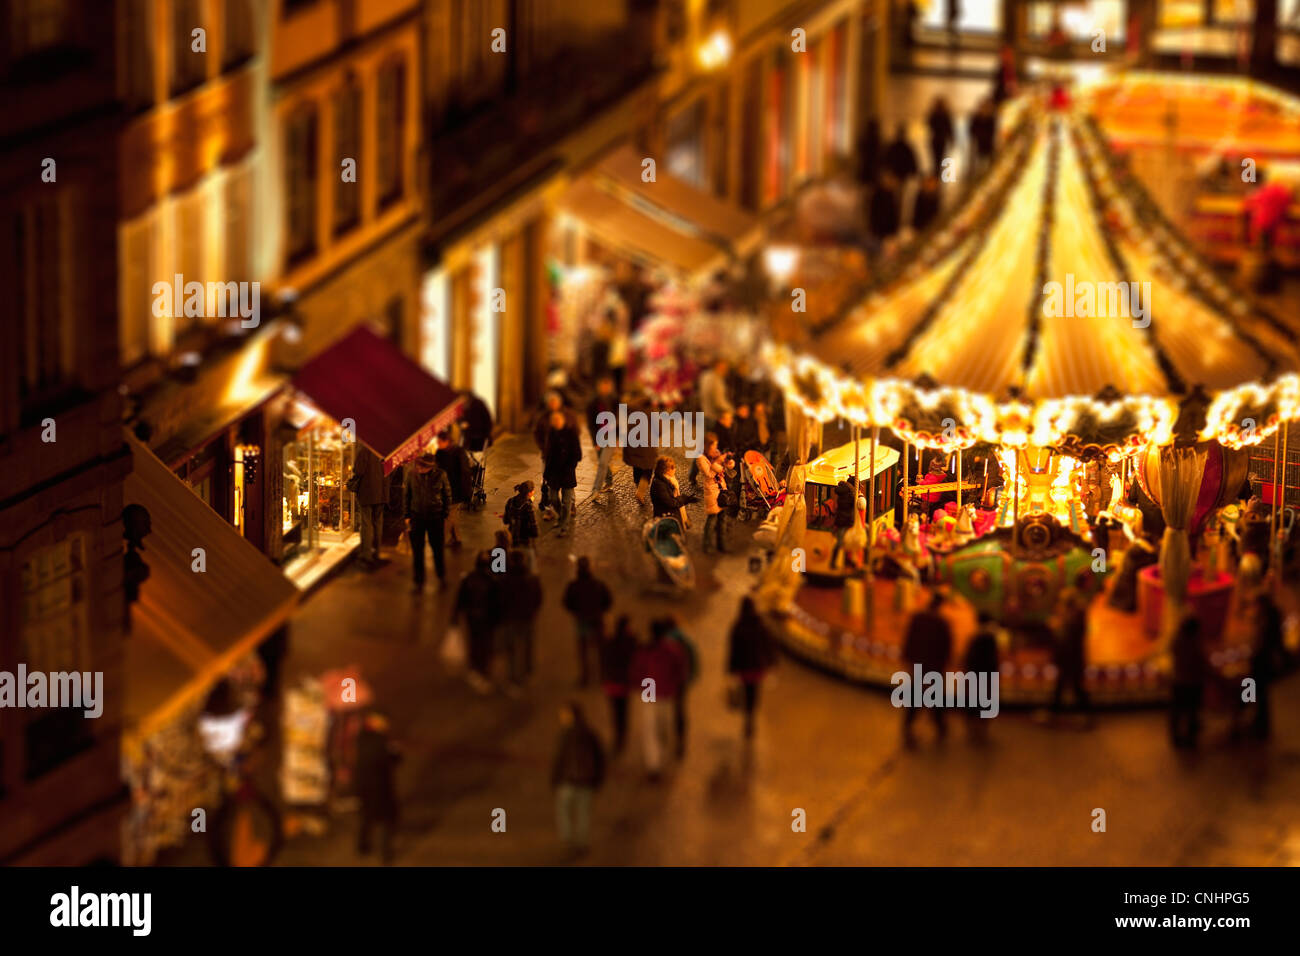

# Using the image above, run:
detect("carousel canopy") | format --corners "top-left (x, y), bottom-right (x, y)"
top-left (770, 98), bottom-right (1300, 459)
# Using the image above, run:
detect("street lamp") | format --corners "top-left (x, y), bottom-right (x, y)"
top-left (696, 29), bottom-right (732, 71)
top-left (764, 245), bottom-right (799, 287)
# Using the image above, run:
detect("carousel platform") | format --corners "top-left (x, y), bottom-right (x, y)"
top-left (768, 575), bottom-right (1262, 708)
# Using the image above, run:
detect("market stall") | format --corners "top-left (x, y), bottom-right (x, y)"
top-left (761, 87), bottom-right (1300, 704)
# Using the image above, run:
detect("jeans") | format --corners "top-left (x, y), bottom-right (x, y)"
top-left (902, 704), bottom-right (947, 738)
top-left (557, 485), bottom-right (575, 530)
top-left (506, 620), bottom-right (534, 682)
top-left (409, 515), bottom-right (446, 585)
top-left (555, 784), bottom-right (593, 848)
top-left (742, 679), bottom-right (760, 736)
top-left (358, 810), bottom-right (395, 863)
top-left (1051, 672), bottom-right (1090, 714)
top-left (468, 622), bottom-right (494, 677)
top-left (592, 446), bottom-right (615, 494)
top-left (358, 504), bottom-right (384, 561)
top-left (640, 699), bottom-right (674, 773)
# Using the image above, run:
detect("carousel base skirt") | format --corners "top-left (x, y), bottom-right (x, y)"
top-left (767, 577), bottom-right (1258, 709)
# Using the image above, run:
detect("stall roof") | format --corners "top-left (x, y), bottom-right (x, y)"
top-left (291, 325), bottom-right (463, 474)
top-left (123, 433), bottom-right (299, 749)
top-left (559, 143), bottom-right (761, 279)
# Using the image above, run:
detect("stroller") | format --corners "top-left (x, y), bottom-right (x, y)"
top-left (465, 443), bottom-right (489, 511)
top-left (736, 450), bottom-right (782, 522)
top-left (642, 516), bottom-right (695, 591)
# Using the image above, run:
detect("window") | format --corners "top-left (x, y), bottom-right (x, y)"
top-left (120, 216), bottom-right (155, 367)
top-left (20, 536), bottom-right (94, 781)
top-left (122, 0), bottom-right (154, 110)
top-left (222, 0), bottom-right (255, 69)
top-left (285, 106), bottom-right (319, 264)
top-left (376, 58), bottom-right (406, 209)
top-left (332, 78), bottom-right (362, 234)
top-left (172, 0), bottom-right (206, 96)
top-left (224, 165), bottom-right (253, 284)
top-left (9, 0), bottom-right (70, 57)
top-left (665, 99), bottom-right (707, 190)
top-left (14, 198), bottom-right (68, 409)
top-left (176, 189), bottom-right (207, 329)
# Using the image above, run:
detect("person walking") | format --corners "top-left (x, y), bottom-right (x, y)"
top-left (901, 590), bottom-right (954, 745)
top-left (600, 616), bottom-right (639, 754)
top-left (562, 556), bottom-right (612, 687)
top-left (532, 391), bottom-right (577, 521)
top-left (551, 701), bottom-right (605, 854)
top-left (454, 551), bottom-right (500, 693)
top-left (1049, 589), bottom-right (1092, 724)
top-left (543, 409), bottom-right (583, 537)
top-left (912, 174), bottom-right (941, 232)
top-left (586, 375), bottom-right (619, 499)
top-left (434, 431), bottom-right (473, 548)
top-left (963, 611), bottom-right (1001, 743)
top-left (699, 435), bottom-right (733, 554)
top-left (457, 389), bottom-right (494, 454)
top-left (926, 97), bottom-right (956, 176)
top-left (727, 596), bottom-right (779, 739)
top-left (660, 616), bottom-right (699, 758)
top-left (883, 124), bottom-right (920, 189)
top-left (623, 396), bottom-right (660, 506)
top-left (968, 98), bottom-right (997, 176)
top-left (501, 550), bottom-right (542, 692)
top-left (1169, 612), bottom-right (1206, 748)
top-left (403, 452), bottom-right (451, 593)
top-left (868, 172), bottom-right (902, 253)
top-left (629, 625), bottom-right (688, 779)
top-left (350, 445), bottom-right (388, 569)
top-left (355, 711), bottom-right (401, 864)
top-left (503, 480), bottom-right (540, 569)
top-left (1249, 592), bottom-right (1287, 740)
top-left (697, 359), bottom-right (734, 428)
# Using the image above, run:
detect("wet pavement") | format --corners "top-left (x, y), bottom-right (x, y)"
top-left (165, 428), bottom-right (1300, 866)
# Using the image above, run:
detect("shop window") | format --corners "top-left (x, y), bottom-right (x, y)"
top-left (282, 413), bottom-right (357, 576)
top-left (1027, 1), bottom-right (1126, 41)
top-left (333, 77), bottom-right (362, 235)
top-left (171, 0), bottom-right (206, 96)
top-left (376, 57), bottom-right (407, 210)
top-left (20, 536), bottom-right (94, 780)
top-left (285, 105), bottom-right (319, 265)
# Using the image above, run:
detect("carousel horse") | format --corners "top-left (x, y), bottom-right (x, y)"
top-left (953, 503), bottom-right (977, 547)
top-left (902, 513), bottom-right (932, 581)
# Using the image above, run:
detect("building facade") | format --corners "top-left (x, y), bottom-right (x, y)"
top-left (0, 0), bottom-right (130, 865)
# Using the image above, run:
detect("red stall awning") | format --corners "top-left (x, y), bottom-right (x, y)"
top-left (292, 325), bottom-right (463, 475)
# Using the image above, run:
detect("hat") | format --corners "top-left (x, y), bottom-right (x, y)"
top-left (415, 452), bottom-right (436, 471)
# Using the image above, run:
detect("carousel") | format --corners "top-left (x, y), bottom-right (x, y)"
top-left (755, 83), bottom-right (1300, 706)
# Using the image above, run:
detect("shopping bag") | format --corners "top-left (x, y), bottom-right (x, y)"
top-left (441, 625), bottom-right (467, 667)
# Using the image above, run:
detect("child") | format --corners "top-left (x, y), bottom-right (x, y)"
top-left (504, 481), bottom-right (540, 569)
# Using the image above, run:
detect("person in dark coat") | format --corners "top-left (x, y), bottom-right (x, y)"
top-left (727, 597), bottom-right (779, 739)
top-left (551, 701), bottom-right (605, 852)
top-left (963, 611), bottom-right (1001, 742)
top-left (355, 711), bottom-right (401, 863)
top-left (650, 457), bottom-right (698, 521)
top-left (968, 98), bottom-right (997, 176)
top-left (712, 410), bottom-right (737, 457)
top-left (454, 551), bottom-right (500, 692)
top-left (434, 431), bottom-right (473, 548)
top-left (657, 616), bottom-right (699, 757)
top-left (732, 403), bottom-right (761, 455)
top-left (457, 390), bottom-right (494, 453)
top-left (502, 550), bottom-right (543, 689)
top-left (1249, 592), bottom-right (1287, 739)
top-left (912, 174), bottom-right (941, 233)
top-left (586, 376), bottom-right (619, 497)
top-left (926, 96), bottom-right (956, 176)
top-left (856, 116), bottom-right (882, 187)
top-left (600, 617), bottom-right (639, 753)
top-left (868, 173), bottom-right (902, 250)
top-left (902, 590), bottom-right (954, 744)
top-left (543, 409), bottom-right (583, 537)
top-left (403, 452), bottom-right (451, 593)
top-left (503, 480), bottom-right (540, 567)
top-left (532, 391), bottom-right (578, 520)
top-left (882, 124), bottom-right (919, 187)
top-left (562, 556), bottom-right (612, 687)
top-left (1169, 612), bottom-right (1206, 748)
top-left (622, 395), bottom-right (660, 506)
top-left (350, 445), bottom-right (388, 567)
top-left (1050, 589), bottom-right (1092, 721)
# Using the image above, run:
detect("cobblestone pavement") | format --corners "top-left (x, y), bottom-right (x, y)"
top-left (163, 428), bottom-right (1300, 866)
